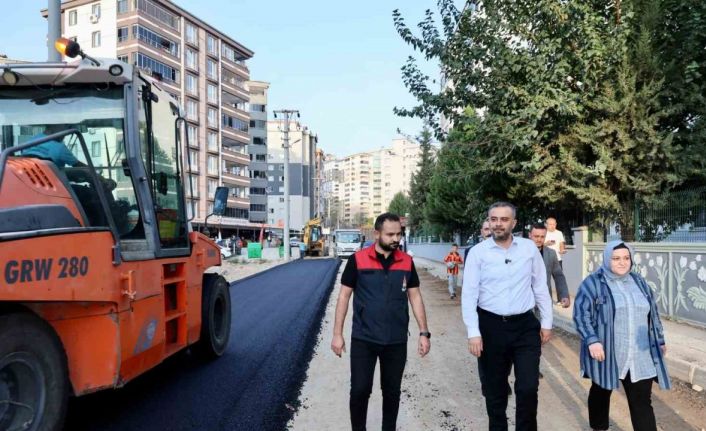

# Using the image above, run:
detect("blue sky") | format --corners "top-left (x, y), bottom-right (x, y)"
top-left (1, 1), bottom-right (455, 157)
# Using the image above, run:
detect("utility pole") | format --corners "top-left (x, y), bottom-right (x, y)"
top-left (48, 0), bottom-right (62, 62)
top-left (273, 109), bottom-right (299, 261)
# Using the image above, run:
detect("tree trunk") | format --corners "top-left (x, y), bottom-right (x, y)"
top-left (618, 200), bottom-right (635, 242)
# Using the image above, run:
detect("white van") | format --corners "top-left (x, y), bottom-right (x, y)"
top-left (333, 229), bottom-right (364, 258)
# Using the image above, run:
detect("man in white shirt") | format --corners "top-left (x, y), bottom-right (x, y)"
top-left (544, 217), bottom-right (566, 267)
top-left (462, 202), bottom-right (553, 431)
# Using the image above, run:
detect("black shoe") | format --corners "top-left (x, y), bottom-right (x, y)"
top-left (450, 294), bottom-right (457, 300)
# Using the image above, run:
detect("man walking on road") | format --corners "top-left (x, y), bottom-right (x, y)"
top-left (331, 212), bottom-right (431, 431)
top-left (530, 223), bottom-right (571, 308)
top-left (444, 243), bottom-right (463, 300)
top-left (544, 217), bottom-right (566, 271)
top-left (462, 202), bottom-right (553, 431)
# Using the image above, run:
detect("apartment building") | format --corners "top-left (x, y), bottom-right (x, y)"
top-left (247, 81), bottom-right (269, 224)
top-left (52, 0), bottom-right (255, 235)
top-left (265, 120), bottom-right (318, 232)
top-left (332, 138), bottom-right (424, 226)
top-left (322, 155), bottom-right (343, 228)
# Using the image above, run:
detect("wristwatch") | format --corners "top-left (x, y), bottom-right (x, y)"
top-left (419, 331), bottom-right (431, 339)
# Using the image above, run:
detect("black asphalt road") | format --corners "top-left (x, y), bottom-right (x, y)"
top-left (64, 258), bottom-right (340, 431)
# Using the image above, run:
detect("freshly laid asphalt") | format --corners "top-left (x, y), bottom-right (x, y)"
top-left (64, 258), bottom-right (340, 431)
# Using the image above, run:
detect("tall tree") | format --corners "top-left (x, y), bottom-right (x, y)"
top-left (393, 0), bottom-right (693, 237)
top-left (425, 109), bottom-right (485, 236)
top-left (408, 126), bottom-right (435, 233)
top-left (388, 191), bottom-right (411, 216)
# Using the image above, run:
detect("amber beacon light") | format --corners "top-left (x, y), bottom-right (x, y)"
top-left (54, 37), bottom-right (82, 58)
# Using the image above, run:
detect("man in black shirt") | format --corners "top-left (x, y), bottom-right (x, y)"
top-left (331, 212), bottom-right (430, 431)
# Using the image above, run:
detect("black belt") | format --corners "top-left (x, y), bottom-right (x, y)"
top-left (477, 307), bottom-right (533, 322)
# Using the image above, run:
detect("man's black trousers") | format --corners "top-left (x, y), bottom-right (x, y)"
top-left (350, 338), bottom-right (407, 431)
top-left (478, 308), bottom-right (541, 431)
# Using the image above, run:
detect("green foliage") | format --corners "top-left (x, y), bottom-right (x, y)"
top-left (407, 126), bottom-right (436, 233)
top-left (388, 191), bottom-right (411, 216)
top-left (393, 0), bottom-right (704, 237)
top-left (425, 110), bottom-right (486, 236)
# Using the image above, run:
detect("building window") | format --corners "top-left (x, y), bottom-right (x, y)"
top-left (92, 3), bottom-right (101, 18)
top-left (250, 204), bottom-right (266, 212)
top-left (185, 22), bottom-right (198, 46)
top-left (253, 137), bottom-right (265, 146)
top-left (222, 115), bottom-right (248, 132)
top-left (187, 200), bottom-right (199, 218)
top-left (207, 108), bottom-right (218, 128)
top-left (188, 175), bottom-right (199, 198)
top-left (250, 104), bottom-right (266, 113)
top-left (185, 74), bottom-right (198, 95)
top-left (135, 53), bottom-right (179, 83)
top-left (222, 70), bottom-right (245, 89)
top-left (117, 27), bottom-right (128, 42)
top-left (249, 119), bottom-right (266, 129)
top-left (208, 179), bottom-right (217, 198)
top-left (117, 55), bottom-right (128, 63)
top-left (222, 43), bottom-right (245, 66)
top-left (208, 156), bottom-right (218, 175)
top-left (224, 207), bottom-right (249, 219)
top-left (207, 131), bottom-right (218, 152)
top-left (185, 48), bottom-right (198, 71)
top-left (68, 10), bottom-right (77, 26)
top-left (91, 141), bottom-right (101, 157)
top-left (187, 124), bottom-right (198, 147)
top-left (117, 0), bottom-right (129, 14)
top-left (207, 83), bottom-right (218, 104)
top-left (92, 31), bottom-right (101, 48)
top-left (207, 34), bottom-right (217, 55)
top-left (133, 25), bottom-right (179, 57)
top-left (206, 59), bottom-right (217, 80)
top-left (186, 99), bottom-right (198, 121)
top-left (188, 150), bottom-right (199, 171)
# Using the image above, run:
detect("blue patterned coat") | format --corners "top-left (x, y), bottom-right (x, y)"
top-left (573, 267), bottom-right (671, 390)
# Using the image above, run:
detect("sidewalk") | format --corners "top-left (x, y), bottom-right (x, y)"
top-left (413, 256), bottom-right (706, 391)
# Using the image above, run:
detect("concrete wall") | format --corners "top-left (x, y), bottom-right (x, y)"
top-left (408, 243), bottom-right (470, 263)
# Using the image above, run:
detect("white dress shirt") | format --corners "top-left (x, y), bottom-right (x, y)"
top-left (545, 229), bottom-right (565, 261)
top-left (461, 236), bottom-right (553, 338)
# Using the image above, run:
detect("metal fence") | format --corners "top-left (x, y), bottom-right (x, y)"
top-left (601, 187), bottom-right (706, 243)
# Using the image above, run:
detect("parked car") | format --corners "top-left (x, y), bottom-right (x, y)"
top-left (289, 238), bottom-right (302, 247)
top-left (220, 245), bottom-right (233, 259)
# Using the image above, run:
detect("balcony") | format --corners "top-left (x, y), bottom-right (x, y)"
top-left (221, 127), bottom-right (249, 145)
top-left (222, 170), bottom-right (250, 187)
top-left (221, 91), bottom-right (249, 117)
top-left (221, 58), bottom-right (249, 78)
top-left (221, 103), bottom-right (249, 122)
top-left (227, 195), bottom-right (249, 207)
top-left (222, 81), bottom-right (249, 102)
top-left (222, 146), bottom-right (250, 165)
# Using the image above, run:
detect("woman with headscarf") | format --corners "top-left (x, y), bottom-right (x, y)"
top-left (573, 240), bottom-right (671, 431)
